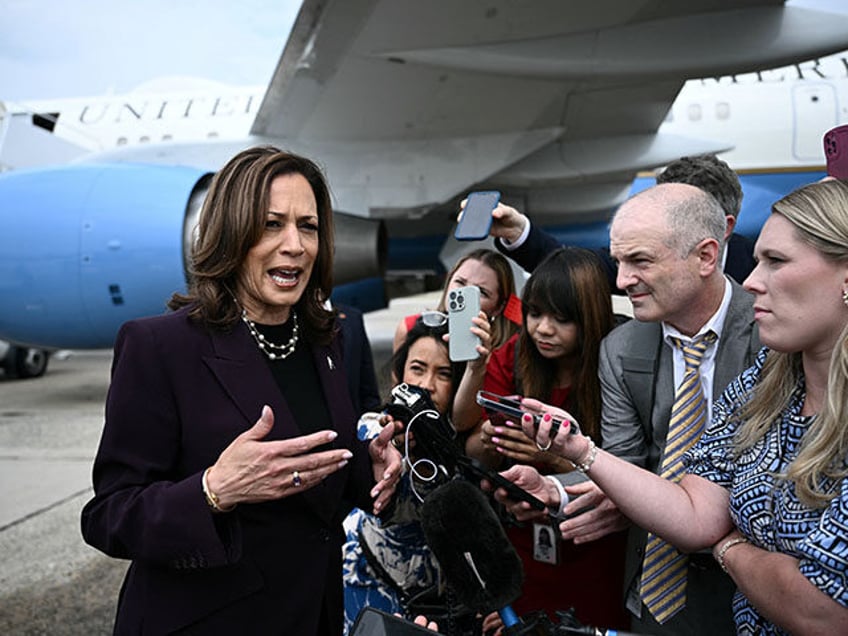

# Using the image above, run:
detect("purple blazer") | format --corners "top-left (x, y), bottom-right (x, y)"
top-left (81, 307), bottom-right (376, 635)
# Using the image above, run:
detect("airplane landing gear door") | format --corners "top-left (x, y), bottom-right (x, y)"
top-left (792, 83), bottom-right (837, 161)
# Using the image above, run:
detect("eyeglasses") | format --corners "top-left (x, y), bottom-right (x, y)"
top-left (420, 310), bottom-right (448, 327)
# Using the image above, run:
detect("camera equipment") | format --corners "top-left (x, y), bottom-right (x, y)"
top-left (384, 383), bottom-right (546, 511)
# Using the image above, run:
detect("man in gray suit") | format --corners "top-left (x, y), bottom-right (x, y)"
top-left (599, 183), bottom-right (760, 635)
top-left (486, 183), bottom-right (759, 635)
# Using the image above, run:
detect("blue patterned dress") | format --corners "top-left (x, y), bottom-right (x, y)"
top-left (685, 348), bottom-right (848, 635)
top-left (341, 414), bottom-right (442, 634)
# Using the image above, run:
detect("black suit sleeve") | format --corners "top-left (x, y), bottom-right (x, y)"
top-left (496, 223), bottom-right (621, 292)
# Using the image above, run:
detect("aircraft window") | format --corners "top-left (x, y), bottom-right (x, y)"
top-left (687, 104), bottom-right (702, 121)
top-left (162, 134), bottom-right (173, 141)
top-left (716, 102), bottom-right (730, 120)
top-left (117, 137), bottom-right (128, 146)
top-left (140, 136), bottom-right (150, 143)
top-left (207, 131), bottom-right (219, 139)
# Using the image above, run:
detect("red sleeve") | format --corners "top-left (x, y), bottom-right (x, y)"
top-left (483, 333), bottom-right (519, 397)
top-left (404, 313), bottom-right (421, 331)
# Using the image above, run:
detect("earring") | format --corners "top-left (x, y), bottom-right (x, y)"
top-left (843, 289), bottom-right (848, 307)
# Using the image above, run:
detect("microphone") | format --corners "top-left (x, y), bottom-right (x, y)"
top-left (421, 479), bottom-right (640, 636)
top-left (420, 479), bottom-right (525, 628)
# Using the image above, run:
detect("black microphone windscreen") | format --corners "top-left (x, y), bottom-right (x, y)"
top-left (420, 479), bottom-right (524, 613)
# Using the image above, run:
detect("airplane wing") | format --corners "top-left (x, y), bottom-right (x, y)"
top-left (244, 0), bottom-right (848, 226)
top-left (72, 0), bottom-right (848, 226)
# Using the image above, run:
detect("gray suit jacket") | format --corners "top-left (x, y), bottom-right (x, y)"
top-left (598, 278), bottom-right (761, 634)
top-left (600, 279), bottom-right (760, 471)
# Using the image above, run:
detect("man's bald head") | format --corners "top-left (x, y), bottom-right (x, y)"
top-left (614, 183), bottom-right (726, 257)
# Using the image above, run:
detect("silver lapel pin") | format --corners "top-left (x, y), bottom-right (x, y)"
top-left (327, 355), bottom-right (335, 370)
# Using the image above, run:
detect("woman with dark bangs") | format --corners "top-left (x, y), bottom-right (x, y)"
top-left (461, 247), bottom-right (630, 630)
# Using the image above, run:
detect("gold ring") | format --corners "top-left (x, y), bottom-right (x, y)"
top-left (536, 439), bottom-right (552, 452)
top-left (292, 471), bottom-right (302, 487)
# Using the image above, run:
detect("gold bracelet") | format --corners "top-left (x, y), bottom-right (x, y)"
top-left (716, 536), bottom-right (748, 573)
top-left (202, 467), bottom-right (235, 513)
top-left (575, 438), bottom-right (597, 473)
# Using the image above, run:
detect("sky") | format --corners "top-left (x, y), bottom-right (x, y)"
top-left (1, 0), bottom-right (845, 102)
top-left (0, 0), bottom-right (303, 100)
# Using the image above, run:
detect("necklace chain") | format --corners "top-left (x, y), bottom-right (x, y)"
top-left (242, 310), bottom-right (299, 360)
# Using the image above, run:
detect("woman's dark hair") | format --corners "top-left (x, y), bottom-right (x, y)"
top-left (391, 318), bottom-right (465, 407)
top-left (169, 146), bottom-right (335, 344)
top-left (517, 247), bottom-right (614, 440)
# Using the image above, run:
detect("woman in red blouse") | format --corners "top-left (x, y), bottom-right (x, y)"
top-left (459, 247), bottom-right (630, 631)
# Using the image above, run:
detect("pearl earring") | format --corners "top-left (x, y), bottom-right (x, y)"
top-left (843, 289), bottom-right (848, 307)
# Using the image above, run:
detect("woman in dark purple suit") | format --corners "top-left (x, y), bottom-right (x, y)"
top-left (81, 147), bottom-right (401, 635)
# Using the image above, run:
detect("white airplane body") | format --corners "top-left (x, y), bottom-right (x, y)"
top-left (0, 80), bottom-right (264, 166)
top-left (7, 52), bottom-right (847, 175)
top-left (1, 0), bottom-right (848, 373)
top-left (662, 54), bottom-right (848, 171)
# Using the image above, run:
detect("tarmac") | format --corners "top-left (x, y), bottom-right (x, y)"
top-left (0, 292), bottom-right (438, 635)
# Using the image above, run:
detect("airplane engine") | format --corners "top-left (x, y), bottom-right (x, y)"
top-left (0, 163), bottom-right (386, 350)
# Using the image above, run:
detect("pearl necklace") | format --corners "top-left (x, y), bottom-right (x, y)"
top-left (242, 310), bottom-right (299, 360)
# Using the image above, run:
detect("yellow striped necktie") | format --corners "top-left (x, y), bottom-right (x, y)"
top-left (640, 331), bottom-right (717, 624)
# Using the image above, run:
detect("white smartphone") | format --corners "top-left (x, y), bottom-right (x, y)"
top-left (447, 285), bottom-right (481, 361)
top-left (454, 190), bottom-right (500, 241)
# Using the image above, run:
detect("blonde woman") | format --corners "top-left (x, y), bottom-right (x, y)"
top-left (500, 179), bottom-right (848, 634)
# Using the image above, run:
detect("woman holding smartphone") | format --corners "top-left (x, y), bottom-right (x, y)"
top-left (457, 247), bottom-right (630, 629)
top-left (342, 317), bottom-right (496, 635)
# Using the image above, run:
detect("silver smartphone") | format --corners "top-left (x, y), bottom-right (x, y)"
top-left (447, 285), bottom-right (481, 362)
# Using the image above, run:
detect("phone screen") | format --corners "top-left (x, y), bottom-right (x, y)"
top-left (455, 191), bottom-right (500, 241)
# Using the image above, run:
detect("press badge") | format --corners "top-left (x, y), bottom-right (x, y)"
top-left (533, 522), bottom-right (559, 565)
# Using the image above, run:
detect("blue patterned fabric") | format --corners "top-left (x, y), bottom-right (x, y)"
top-left (341, 414), bottom-right (442, 634)
top-left (686, 348), bottom-right (848, 635)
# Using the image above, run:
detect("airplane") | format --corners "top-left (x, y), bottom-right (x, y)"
top-left (1, 0), bottom-right (848, 380)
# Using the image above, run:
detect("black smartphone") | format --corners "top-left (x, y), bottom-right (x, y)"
top-left (350, 607), bottom-right (436, 636)
top-left (456, 455), bottom-right (547, 511)
top-left (476, 390), bottom-right (577, 437)
top-left (454, 190), bottom-right (500, 241)
top-left (824, 125), bottom-right (848, 179)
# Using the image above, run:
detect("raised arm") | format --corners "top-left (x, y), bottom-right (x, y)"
top-left (525, 401), bottom-right (733, 552)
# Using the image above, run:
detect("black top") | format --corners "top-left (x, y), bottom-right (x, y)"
top-left (254, 320), bottom-right (332, 440)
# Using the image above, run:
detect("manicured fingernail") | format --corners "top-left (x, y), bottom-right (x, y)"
top-left (492, 436), bottom-right (501, 444)
top-left (342, 451), bottom-right (353, 460)
top-left (543, 413), bottom-right (551, 422)
top-left (338, 460), bottom-right (349, 469)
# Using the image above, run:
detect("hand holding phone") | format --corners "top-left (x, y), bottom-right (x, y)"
top-left (457, 455), bottom-right (547, 511)
top-left (476, 390), bottom-right (578, 437)
top-left (455, 190), bottom-right (500, 241)
top-left (448, 286), bottom-right (481, 362)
